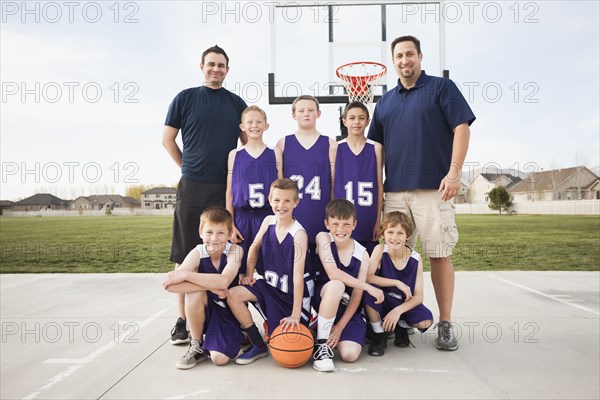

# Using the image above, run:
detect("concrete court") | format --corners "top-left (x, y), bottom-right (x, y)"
top-left (1, 271), bottom-right (598, 400)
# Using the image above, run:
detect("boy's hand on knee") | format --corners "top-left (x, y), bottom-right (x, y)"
top-left (368, 286), bottom-right (385, 304)
top-left (382, 309), bottom-right (401, 332)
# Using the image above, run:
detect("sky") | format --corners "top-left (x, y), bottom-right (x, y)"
top-left (1, 0), bottom-right (599, 201)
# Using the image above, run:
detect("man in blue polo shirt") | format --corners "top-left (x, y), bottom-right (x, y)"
top-left (162, 45), bottom-right (247, 345)
top-left (368, 35), bottom-right (475, 351)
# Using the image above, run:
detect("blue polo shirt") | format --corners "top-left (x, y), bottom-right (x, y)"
top-left (165, 86), bottom-right (247, 184)
top-left (367, 71), bottom-right (475, 191)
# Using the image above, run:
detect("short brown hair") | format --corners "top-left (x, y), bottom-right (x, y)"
top-left (342, 101), bottom-right (370, 120)
top-left (292, 95), bottom-right (320, 113)
top-left (269, 178), bottom-right (300, 201)
top-left (391, 35), bottom-right (422, 56)
top-left (200, 206), bottom-right (233, 232)
top-left (241, 105), bottom-right (268, 123)
top-left (381, 211), bottom-right (415, 237)
top-left (325, 199), bottom-right (356, 221)
top-left (201, 45), bottom-right (229, 66)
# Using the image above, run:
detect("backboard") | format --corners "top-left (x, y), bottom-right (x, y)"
top-left (268, 1), bottom-right (448, 106)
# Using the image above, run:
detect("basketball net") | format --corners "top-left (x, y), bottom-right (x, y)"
top-left (336, 62), bottom-right (387, 111)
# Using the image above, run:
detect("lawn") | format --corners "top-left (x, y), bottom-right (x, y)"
top-left (0, 214), bottom-right (598, 273)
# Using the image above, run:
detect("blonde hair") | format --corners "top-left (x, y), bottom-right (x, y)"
top-left (241, 105), bottom-right (267, 122)
top-left (269, 178), bottom-right (300, 201)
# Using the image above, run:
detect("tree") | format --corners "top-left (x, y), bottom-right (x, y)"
top-left (488, 187), bottom-right (513, 214)
top-left (125, 185), bottom-right (150, 200)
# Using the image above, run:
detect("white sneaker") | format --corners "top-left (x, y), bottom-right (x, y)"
top-left (312, 341), bottom-right (335, 372)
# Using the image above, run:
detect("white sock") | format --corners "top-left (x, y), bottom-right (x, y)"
top-left (317, 315), bottom-right (335, 341)
top-left (370, 321), bottom-right (384, 333)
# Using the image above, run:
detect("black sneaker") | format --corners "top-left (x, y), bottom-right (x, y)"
top-left (394, 325), bottom-right (413, 348)
top-left (170, 317), bottom-right (190, 345)
top-left (312, 339), bottom-right (335, 372)
top-left (368, 332), bottom-right (387, 356)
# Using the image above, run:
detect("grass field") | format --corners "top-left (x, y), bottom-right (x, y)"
top-left (0, 214), bottom-right (598, 273)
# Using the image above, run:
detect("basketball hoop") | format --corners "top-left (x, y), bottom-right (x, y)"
top-left (336, 61), bottom-right (387, 106)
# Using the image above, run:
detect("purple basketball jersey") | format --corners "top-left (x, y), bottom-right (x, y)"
top-left (261, 216), bottom-right (305, 297)
top-left (378, 245), bottom-right (420, 301)
top-left (314, 235), bottom-right (367, 345)
top-left (231, 147), bottom-right (278, 213)
top-left (365, 245), bottom-right (433, 330)
top-left (334, 139), bottom-right (378, 241)
top-left (315, 235), bottom-right (366, 302)
top-left (247, 216), bottom-right (313, 334)
top-left (283, 134), bottom-right (331, 243)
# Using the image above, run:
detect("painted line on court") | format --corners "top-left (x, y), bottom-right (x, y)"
top-left (23, 308), bottom-right (168, 400)
top-left (489, 275), bottom-right (600, 316)
top-left (166, 389), bottom-right (211, 399)
top-left (338, 367), bottom-right (447, 373)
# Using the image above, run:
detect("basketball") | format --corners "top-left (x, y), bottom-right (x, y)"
top-left (268, 324), bottom-right (314, 368)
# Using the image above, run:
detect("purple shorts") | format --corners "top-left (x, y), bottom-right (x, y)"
top-left (234, 210), bottom-right (271, 275)
top-left (203, 295), bottom-right (244, 359)
top-left (244, 279), bottom-right (311, 335)
top-left (364, 291), bottom-right (433, 332)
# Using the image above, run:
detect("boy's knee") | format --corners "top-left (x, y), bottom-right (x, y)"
top-left (185, 291), bottom-right (206, 306)
top-left (415, 320), bottom-right (433, 330)
top-left (210, 353), bottom-right (230, 366)
top-left (323, 280), bottom-right (345, 298)
top-left (340, 348), bottom-right (360, 363)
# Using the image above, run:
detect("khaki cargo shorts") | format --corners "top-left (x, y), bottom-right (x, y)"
top-left (384, 190), bottom-right (458, 258)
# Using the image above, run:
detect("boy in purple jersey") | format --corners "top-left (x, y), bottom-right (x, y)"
top-left (163, 207), bottom-right (245, 368)
top-left (276, 95), bottom-right (337, 276)
top-left (228, 178), bottom-right (313, 365)
top-left (313, 199), bottom-right (384, 372)
top-left (335, 102), bottom-right (384, 255)
top-left (226, 106), bottom-right (282, 279)
top-left (364, 211), bottom-right (434, 357)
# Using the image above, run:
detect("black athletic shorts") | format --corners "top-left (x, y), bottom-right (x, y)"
top-left (169, 178), bottom-right (226, 264)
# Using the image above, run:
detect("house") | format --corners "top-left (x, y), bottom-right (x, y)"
top-left (141, 187), bottom-right (177, 210)
top-left (11, 193), bottom-right (71, 211)
top-left (0, 200), bottom-right (13, 212)
top-left (453, 179), bottom-right (470, 204)
top-left (70, 195), bottom-right (141, 211)
top-left (467, 173), bottom-right (522, 203)
top-left (508, 166), bottom-right (599, 201)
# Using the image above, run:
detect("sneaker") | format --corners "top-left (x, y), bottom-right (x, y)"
top-left (175, 343), bottom-right (208, 369)
top-left (235, 344), bottom-right (268, 365)
top-left (170, 317), bottom-right (190, 345)
top-left (368, 332), bottom-right (387, 356)
top-left (435, 321), bottom-right (458, 351)
top-left (394, 325), bottom-right (413, 348)
top-left (312, 340), bottom-right (335, 372)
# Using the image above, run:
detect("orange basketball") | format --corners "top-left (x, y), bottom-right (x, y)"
top-left (268, 324), bottom-right (314, 368)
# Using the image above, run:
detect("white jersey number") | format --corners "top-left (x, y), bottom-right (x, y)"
top-left (290, 175), bottom-right (321, 200)
top-left (344, 181), bottom-right (373, 206)
top-left (264, 271), bottom-right (289, 293)
top-left (248, 183), bottom-right (265, 208)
